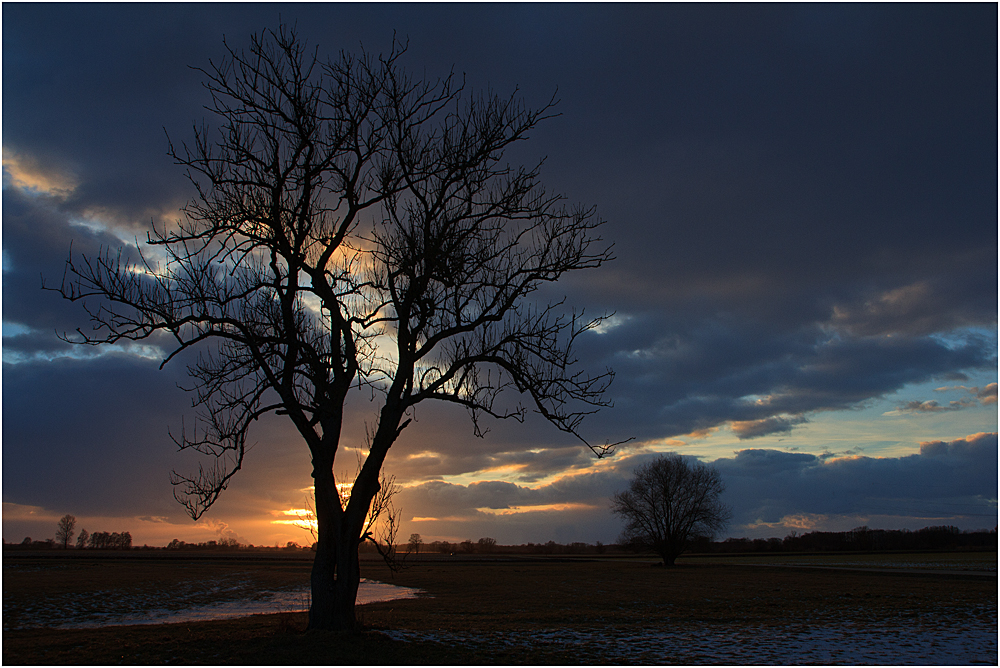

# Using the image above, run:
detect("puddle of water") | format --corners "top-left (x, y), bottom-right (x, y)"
top-left (43, 579), bottom-right (423, 629)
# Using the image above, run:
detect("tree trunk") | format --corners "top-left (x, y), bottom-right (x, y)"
top-left (658, 544), bottom-right (679, 567)
top-left (307, 454), bottom-right (363, 632)
top-left (306, 402), bottom-right (403, 631)
top-left (308, 526), bottom-right (361, 631)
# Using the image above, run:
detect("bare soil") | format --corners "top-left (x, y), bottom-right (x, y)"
top-left (3, 552), bottom-right (996, 664)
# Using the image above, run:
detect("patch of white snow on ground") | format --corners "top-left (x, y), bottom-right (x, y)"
top-left (384, 609), bottom-right (998, 665)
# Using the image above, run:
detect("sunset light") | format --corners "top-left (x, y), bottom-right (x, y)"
top-left (3, 5), bottom-right (995, 661)
top-left (475, 502), bottom-right (599, 516)
top-left (4, 0), bottom-right (995, 570)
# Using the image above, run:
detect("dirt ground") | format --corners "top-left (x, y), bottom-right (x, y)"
top-left (3, 553), bottom-right (996, 664)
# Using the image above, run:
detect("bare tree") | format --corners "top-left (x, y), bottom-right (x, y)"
top-left (76, 528), bottom-right (90, 549)
top-left (55, 514), bottom-right (76, 549)
top-left (407, 533), bottom-right (422, 554)
top-left (50, 25), bottom-right (622, 630)
top-left (611, 454), bottom-right (731, 566)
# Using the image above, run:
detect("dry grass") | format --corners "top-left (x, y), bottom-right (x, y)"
top-left (3, 553), bottom-right (996, 664)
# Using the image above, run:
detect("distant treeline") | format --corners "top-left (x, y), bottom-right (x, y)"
top-left (694, 525), bottom-right (997, 554)
top-left (85, 531), bottom-right (133, 550)
top-left (412, 526), bottom-right (997, 556)
top-left (4, 536), bottom-right (310, 551)
top-left (5, 524), bottom-right (995, 554)
top-left (413, 538), bottom-right (603, 555)
top-left (9, 530), bottom-right (133, 550)
top-left (164, 538), bottom-right (316, 551)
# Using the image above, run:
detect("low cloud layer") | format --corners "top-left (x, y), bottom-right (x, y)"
top-left (716, 432), bottom-right (998, 534)
top-left (884, 383), bottom-right (999, 416)
top-left (387, 432), bottom-right (998, 544)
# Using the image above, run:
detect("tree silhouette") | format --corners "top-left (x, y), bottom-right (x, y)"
top-left (76, 528), bottom-right (90, 549)
top-left (55, 514), bottom-right (76, 549)
top-left (611, 454), bottom-right (731, 566)
top-left (51, 25), bottom-right (622, 630)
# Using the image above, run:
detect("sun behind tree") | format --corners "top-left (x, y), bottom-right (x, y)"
top-left (51, 25), bottom-right (624, 631)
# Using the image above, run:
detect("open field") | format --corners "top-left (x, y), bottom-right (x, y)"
top-left (4, 552), bottom-right (996, 664)
top-left (680, 550), bottom-right (998, 571)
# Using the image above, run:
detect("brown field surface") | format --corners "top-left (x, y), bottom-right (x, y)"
top-left (3, 552), bottom-right (996, 664)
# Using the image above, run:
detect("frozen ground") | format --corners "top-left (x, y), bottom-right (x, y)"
top-left (3, 578), bottom-right (422, 630)
top-left (385, 607), bottom-right (998, 665)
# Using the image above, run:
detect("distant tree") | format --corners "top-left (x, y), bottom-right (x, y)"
top-left (407, 533), bottom-right (423, 555)
top-left (21, 537), bottom-right (31, 545)
top-left (55, 514), bottom-right (76, 549)
top-left (76, 529), bottom-right (90, 549)
top-left (86, 530), bottom-right (131, 550)
top-left (477, 537), bottom-right (497, 554)
top-left (50, 25), bottom-right (622, 631)
top-left (611, 454), bottom-right (731, 566)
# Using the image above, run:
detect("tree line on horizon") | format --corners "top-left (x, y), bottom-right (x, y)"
top-left (8, 515), bottom-right (134, 550)
top-left (4, 513), bottom-right (993, 555)
top-left (696, 524), bottom-right (997, 554)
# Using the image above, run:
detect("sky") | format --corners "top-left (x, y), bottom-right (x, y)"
top-left (3, 3), bottom-right (997, 548)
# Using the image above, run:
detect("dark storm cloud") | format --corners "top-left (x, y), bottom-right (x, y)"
top-left (3, 4), bottom-right (996, 541)
top-left (562, 4), bottom-right (997, 316)
top-left (2, 354), bottom-right (192, 518)
top-left (3, 4), bottom-right (227, 221)
top-left (579, 313), bottom-right (995, 441)
top-left (826, 278), bottom-right (999, 338)
top-left (0, 178), bottom-right (173, 366)
top-left (2, 350), bottom-right (315, 527)
top-left (715, 433), bottom-right (999, 529)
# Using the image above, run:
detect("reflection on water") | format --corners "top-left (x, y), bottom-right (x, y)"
top-left (45, 579), bottom-right (423, 630)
